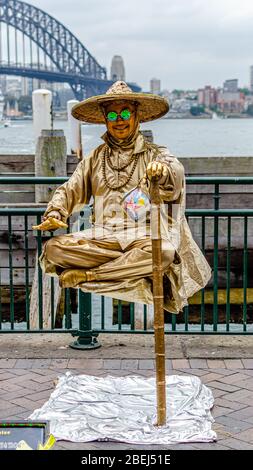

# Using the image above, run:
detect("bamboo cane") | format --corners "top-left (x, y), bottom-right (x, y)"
top-left (150, 176), bottom-right (166, 426)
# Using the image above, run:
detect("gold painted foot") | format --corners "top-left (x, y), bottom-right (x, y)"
top-left (59, 269), bottom-right (88, 288)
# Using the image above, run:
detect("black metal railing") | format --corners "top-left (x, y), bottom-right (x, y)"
top-left (0, 176), bottom-right (252, 348)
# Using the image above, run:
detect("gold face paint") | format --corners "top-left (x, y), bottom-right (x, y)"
top-left (103, 101), bottom-right (137, 142)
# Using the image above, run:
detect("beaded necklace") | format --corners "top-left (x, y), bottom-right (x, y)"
top-left (107, 151), bottom-right (137, 171)
top-left (102, 145), bottom-right (140, 191)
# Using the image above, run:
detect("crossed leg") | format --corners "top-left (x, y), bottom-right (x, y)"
top-left (41, 232), bottom-right (175, 288)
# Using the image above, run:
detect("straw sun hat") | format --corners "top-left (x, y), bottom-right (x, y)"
top-left (71, 81), bottom-right (169, 124)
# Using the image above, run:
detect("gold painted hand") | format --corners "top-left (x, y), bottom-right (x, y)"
top-left (32, 216), bottom-right (68, 231)
top-left (142, 161), bottom-right (169, 184)
top-left (147, 161), bottom-right (168, 179)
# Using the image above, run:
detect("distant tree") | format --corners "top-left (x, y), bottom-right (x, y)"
top-left (187, 95), bottom-right (197, 101)
top-left (190, 105), bottom-right (205, 116)
top-left (239, 88), bottom-right (251, 96)
top-left (246, 104), bottom-right (253, 116)
top-left (172, 89), bottom-right (184, 97)
top-left (18, 95), bottom-right (32, 114)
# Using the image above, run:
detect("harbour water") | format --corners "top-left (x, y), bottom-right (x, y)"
top-left (0, 118), bottom-right (252, 157)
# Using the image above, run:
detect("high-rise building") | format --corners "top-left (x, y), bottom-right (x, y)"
top-left (110, 56), bottom-right (125, 81)
top-left (32, 79), bottom-right (40, 91)
top-left (6, 77), bottom-right (22, 99)
top-left (223, 79), bottom-right (238, 93)
top-left (197, 86), bottom-right (217, 107)
top-left (21, 77), bottom-right (29, 96)
top-left (0, 76), bottom-right (7, 95)
top-left (250, 66), bottom-right (253, 92)
top-left (150, 78), bottom-right (161, 95)
top-left (217, 90), bottom-right (245, 114)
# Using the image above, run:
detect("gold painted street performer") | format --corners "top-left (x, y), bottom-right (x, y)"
top-left (35, 81), bottom-right (211, 313)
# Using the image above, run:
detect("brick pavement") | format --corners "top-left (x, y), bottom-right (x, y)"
top-left (0, 358), bottom-right (253, 450)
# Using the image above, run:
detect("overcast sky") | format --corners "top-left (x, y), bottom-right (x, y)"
top-left (29, 0), bottom-right (253, 91)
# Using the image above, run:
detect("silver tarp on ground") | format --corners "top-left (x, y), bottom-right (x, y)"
top-left (29, 373), bottom-right (216, 445)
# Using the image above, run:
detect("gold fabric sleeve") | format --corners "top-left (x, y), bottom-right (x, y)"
top-left (43, 153), bottom-right (93, 223)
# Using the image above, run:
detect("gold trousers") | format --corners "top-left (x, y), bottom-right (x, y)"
top-left (42, 231), bottom-right (176, 282)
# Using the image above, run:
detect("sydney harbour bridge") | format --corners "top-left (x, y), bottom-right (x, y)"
top-left (0, 0), bottom-right (141, 99)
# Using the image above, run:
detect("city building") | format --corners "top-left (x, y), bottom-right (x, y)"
top-left (6, 77), bottom-right (22, 99)
top-left (217, 90), bottom-right (245, 114)
top-left (57, 84), bottom-right (75, 108)
top-left (0, 76), bottom-right (7, 95)
top-left (244, 94), bottom-right (253, 111)
top-left (223, 79), bottom-right (238, 93)
top-left (160, 89), bottom-right (170, 101)
top-left (0, 90), bottom-right (4, 121)
top-left (5, 98), bottom-right (22, 118)
top-left (150, 78), bottom-right (161, 95)
top-left (110, 55), bottom-right (125, 81)
top-left (32, 79), bottom-right (40, 91)
top-left (215, 79), bottom-right (244, 113)
top-left (21, 77), bottom-right (33, 96)
top-left (197, 86), bottom-right (217, 108)
top-left (171, 98), bottom-right (192, 113)
top-left (250, 66), bottom-right (253, 92)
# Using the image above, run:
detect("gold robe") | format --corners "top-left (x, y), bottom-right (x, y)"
top-left (40, 133), bottom-right (211, 313)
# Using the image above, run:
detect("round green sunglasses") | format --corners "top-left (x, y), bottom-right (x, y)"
top-left (106, 109), bottom-right (132, 122)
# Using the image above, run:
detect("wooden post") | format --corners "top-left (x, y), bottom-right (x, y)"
top-left (150, 177), bottom-right (166, 426)
top-left (30, 126), bottom-right (67, 329)
top-left (134, 304), bottom-right (154, 330)
top-left (30, 252), bottom-right (63, 329)
top-left (67, 100), bottom-right (83, 160)
top-left (32, 89), bottom-right (52, 143)
top-left (35, 129), bottom-right (67, 203)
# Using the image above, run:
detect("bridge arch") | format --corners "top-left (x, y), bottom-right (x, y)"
top-left (0, 0), bottom-right (109, 98)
